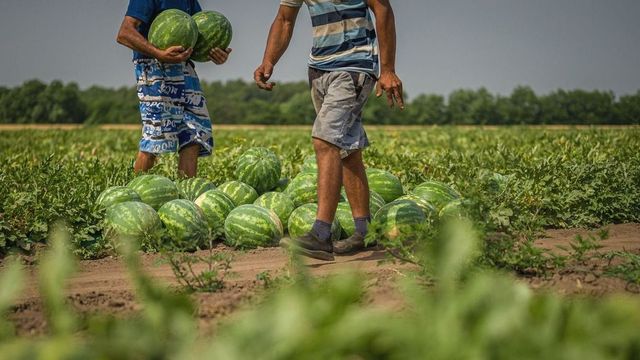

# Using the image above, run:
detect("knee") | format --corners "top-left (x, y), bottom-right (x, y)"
top-left (313, 138), bottom-right (339, 155)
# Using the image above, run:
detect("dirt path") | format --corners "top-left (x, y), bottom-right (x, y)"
top-left (7, 224), bottom-right (640, 336)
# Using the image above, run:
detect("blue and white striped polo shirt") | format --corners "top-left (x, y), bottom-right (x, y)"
top-left (281, 0), bottom-right (379, 76)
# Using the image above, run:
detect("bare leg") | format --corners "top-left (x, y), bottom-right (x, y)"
top-left (134, 151), bottom-right (156, 173)
top-left (342, 150), bottom-right (370, 218)
top-left (314, 138), bottom-right (343, 223)
top-left (178, 144), bottom-right (201, 178)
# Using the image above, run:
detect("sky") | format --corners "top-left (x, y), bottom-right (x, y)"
top-left (0, 0), bottom-right (639, 98)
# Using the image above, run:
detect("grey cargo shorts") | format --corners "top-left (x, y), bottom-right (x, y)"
top-left (308, 68), bottom-right (376, 159)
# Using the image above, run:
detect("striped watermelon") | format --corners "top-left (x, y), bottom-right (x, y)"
top-left (224, 205), bottom-right (283, 249)
top-left (369, 191), bottom-right (387, 216)
top-left (234, 147), bottom-right (282, 194)
top-left (96, 186), bottom-right (141, 210)
top-left (148, 9), bottom-right (198, 50)
top-left (272, 178), bottom-right (290, 192)
top-left (104, 201), bottom-right (162, 248)
top-left (397, 194), bottom-right (437, 219)
top-left (254, 192), bottom-right (295, 230)
top-left (412, 181), bottom-right (461, 211)
top-left (176, 177), bottom-right (216, 201)
top-left (300, 154), bottom-right (318, 173)
top-left (373, 200), bottom-right (427, 241)
top-left (218, 181), bottom-right (258, 206)
top-left (195, 190), bottom-right (235, 237)
top-left (191, 11), bottom-right (233, 62)
top-left (335, 202), bottom-right (355, 239)
top-left (127, 175), bottom-right (179, 210)
top-left (285, 172), bottom-right (317, 207)
top-left (439, 199), bottom-right (468, 221)
top-left (158, 199), bottom-right (209, 251)
top-left (366, 169), bottom-right (404, 203)
top-left (287, 203), bottom-right (341, 241)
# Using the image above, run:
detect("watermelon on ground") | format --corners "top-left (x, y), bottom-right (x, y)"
top-left (285, 172), bottom-right (318, 207)
top-left (439, 199), bottom-right (468, 221)
top-left (397, 194), bottom-right (437, 220)
top-left (104, 201), bottom-right (162, 248)
top-left (195, 190), bottom-right (235, 237)
top-left (224, 205), bottom-right (283, 249)
top-left (254, 192), bottom-right (295, 230)
top-left (218, 181), bottom-right (258, 206)
top-left (340, 190), bottom-right (386, 216)
top-left (335, 202), bottom-right (355, 239)
top-left (366, 169), bottom-right (404, 203)
top-left (176, 177), bottom-right (216, 201)
top-left (234, 147), bottom-right (282, 194)
top-left (158, 199), bottom-right (209, 251)
top-left (127, 175), bottom-right (179, 210)
top-left (272, 178), bottom-right (290, 192)
top-left (412, 180), bottom-right (461, 211)
top-left (96, 186), bottom-right (141, 211)
top-left (300, 154), bottom-right (318, 173)
top-left (191, 11), bottom-right (233, 62)
top-left (373, 200), bottom-right (427, 241)
top-left (287, 203), bottom-right (341, 241)
top-left (148, 9), bottom-right (198, 50)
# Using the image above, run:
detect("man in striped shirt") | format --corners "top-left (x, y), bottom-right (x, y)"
top-left (255, 0), bottom-right (404, 261)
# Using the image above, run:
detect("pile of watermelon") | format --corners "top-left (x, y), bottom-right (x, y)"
top-left (97, 148), bottom-right (467, 252)
top-left (148, 9), bottom-right (232, 63)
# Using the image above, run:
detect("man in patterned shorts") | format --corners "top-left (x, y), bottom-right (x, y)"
top-left (255, 0), bottom-right (404, 260)
top-left (116, 0), bottom-right (231, 177)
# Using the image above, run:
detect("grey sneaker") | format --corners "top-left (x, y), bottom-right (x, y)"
top-left (280, 232), bottom-right (335, 261)
top-left (333, 233), bottom-right (372, 255)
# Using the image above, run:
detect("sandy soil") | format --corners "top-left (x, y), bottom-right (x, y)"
top-left (5, 223), bottom-right (640, 336)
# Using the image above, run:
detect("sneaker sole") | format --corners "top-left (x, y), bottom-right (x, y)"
top-left (279, 238), bottom-right (335, 262)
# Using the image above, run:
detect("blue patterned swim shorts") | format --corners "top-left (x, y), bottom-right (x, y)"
top-left (134, 60), bottom-right (213, 156)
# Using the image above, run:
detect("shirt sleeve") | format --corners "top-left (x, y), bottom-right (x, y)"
top-left (125, 0), bottom-right (155, 24)
top-left (193, 0), bottom-right (202, 14)
top-left (280, 0), bottom-right (303, 8)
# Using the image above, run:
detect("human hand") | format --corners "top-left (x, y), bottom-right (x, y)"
top-left (209, 48), bottom-right (232, 65)
top-left (376, 71), bottom-right (405, 109)
top-left (155, 46), bottom-right (192, 64)
top-left (254, 62), bottom-right (276, 91)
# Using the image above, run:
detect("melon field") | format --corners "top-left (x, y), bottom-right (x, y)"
top-left (1, 125), bottom-right (640, 358)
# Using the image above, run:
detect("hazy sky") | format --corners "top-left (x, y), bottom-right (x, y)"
top-left (1, 0), bottom-right (639, 97)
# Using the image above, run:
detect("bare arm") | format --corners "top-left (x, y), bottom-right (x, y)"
top-left (254, 5), bottom-right (301, 90)
top-left (116, 16), bottom-right (192, 64)
top-left (368, 0), bottom-right (404, 109)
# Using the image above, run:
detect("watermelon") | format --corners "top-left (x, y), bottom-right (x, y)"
top-left (397, 194), bottom-right (438, 219)
top-left (127, 175), bottom-right (179, 210)
top-left (335, 202), bottom-right (355, 239)
top-left (96, 186), bottom-right (141, 210)
top-left (218, 181), bottom-right (258, 206)
top-left (412, 180), bottom-right (461, 211)
top-left (340, 190), bottom-right (386, 216)
top-left (300, 154), bottom-right (318, 173)
top-left (254, 192), bottom-right (295, 230)
top-left (176, 177), bottom-right (216, 201)
top-left (191, 11), bottom-right (233, 62)
top-left (373, 200), bottom-right (427, 241)
top-left (195, 190), bottom-right (235, 237)
top-left (439, 199), bottom-right (468, 221)
top-left (224, 205), bottom-right (283, 249)
top-left (234, 147), bottom-right (282, 194)
top-left (148, 9), bottom-right (198, 51)
top-left (104, 201), bottom-right (162, 248)
top-left (158, 199), bottom-right (209, 251)
top-left (366, 169), bottom-right (404, 203)
top-left (287, 203), bottom-right (341, 241)
top-left (285, 172), bottom-right (318, 207)
top-left (272, 178), bottom-right (290, 192)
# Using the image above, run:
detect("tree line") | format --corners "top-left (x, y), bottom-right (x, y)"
top-left (0, 79), bottom-right (638, 125)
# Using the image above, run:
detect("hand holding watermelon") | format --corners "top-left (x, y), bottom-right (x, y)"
top-left (209, 47), bottom-right (232, 65)
top-left (154, 46), bottom-right (193, 64)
